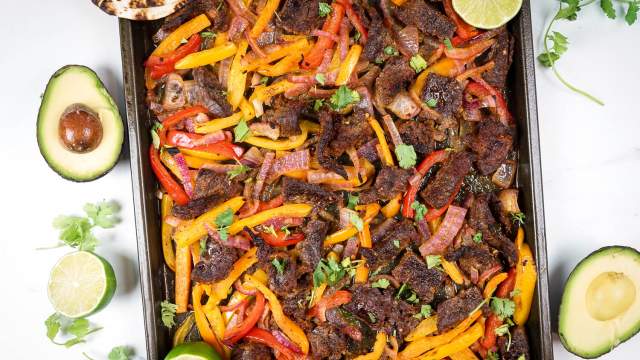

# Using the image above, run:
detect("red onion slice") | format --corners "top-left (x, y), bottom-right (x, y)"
top-left (173, 152), bottom-right (194, 198)
top-left (419, 205), bottom-right (467, 257)
top-left (381, 114), bottom-right (403, 147)
top-left (253, 152), bottom-right (275, 200)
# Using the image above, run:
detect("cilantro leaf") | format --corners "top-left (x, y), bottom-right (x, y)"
top-left (511, 212), bottom-right (526, 226)
top-left (556, 0), bottom-right (581, 20)
top-left (199, 236), bottom-right (207, 256)
top-left (426, 255), bottom-right (442, 270)
top-left (473, 232), bottom-right (483, 244)
top-left (349, 213), bottom-right (364, 231)
top-left (45, 313), bottom-right (62, 341)
top-left (393, 239), bottom-right (400, 248)
top-left (151, 122), bottom-right (162, 149)
top-left (444, 38), bottom-right (453, 50)
top-left (409, 54), bottom-right (427, 73)
top-left (234, 119), bottom-right (251, 143)
top-left (490, 297), bottom-right (516, 320)
top-left (413, 304), bottom-right (432, 319)
top-left (200, 31), bottom-right (216, 39)
top-left (395, 144), bottom-right (417, 169)
top-left (487, 350), bottom-right (500, 360)
top-left (626, 2), bottom-right (639, 25)
top-left (108, 346), bottom-right (135, 360)
top-left (510, 288), bottom-right (522, 298)
top-left (84, 201), bottom-right (120, 228)
top-left (384, 46), bottom-right (399, 56)
top-left (601, 0), bottom-right (616, 19)
top-left (160, 300), bottom-right (177, 328)
top-left (372, 278), bottom-right (390, 289)
top-left (46, 315), bottom-right (102, 348)
top-left (347, 193), bottom-right (359, 210)
top-left (319, 2), bottom-right (332, 17)
top-left (330, 85), bottom-right (360, 110)
top-left (313, 99), bottom-right (325, 111)
top-left (550, 31), bottom-right (568, 57)
top-left (411, 201), bottom-right (427, 222)
top-left (215, 208), bottom-right (234, 241)
top-left (425, 98), bottom-right (438, 108)
top-left (272, 258), bottom-right (286, 275)
top-left (537, 51), bottom-right (560, 68)
top-left (51, 201), bottom-right (121, 251)
top-left (315, 73), bottom-right (326, 85)
top-left (227, 164), bottom-right (249, 179)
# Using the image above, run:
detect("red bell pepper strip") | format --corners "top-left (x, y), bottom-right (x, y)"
top-left (223, 292), bottom-right (266, 346)
top-left (244, 327), bottom-right (298, 360)
top-left (302, 2), bottom-right (345, 69)
top-left (471, 77), bottom-right (512, 124)
top-left (166, 130), bottom-right (242, 160)
top-left (158, 105), bottom-right (209, 146)
top-left (261, 231), bottom-right (305, 247)
top-left (339, 0), bottom-right (368, 42)
top-left (402, 150), bottom-right (450, 218)
top-left (149, 145), bottom-right (190, 206)
top-left (146, 34), bottom-right (202, 79)
top-left (443, 0), bottom-right (480, 40)
top-left (481, 268), bottom-right (516, 349)
top-left (258, 195), bottom-right (284, 212)
top-left (423, 180), bottom-right (463, 222)
top-left (308, 290), bottom-right (352, 322)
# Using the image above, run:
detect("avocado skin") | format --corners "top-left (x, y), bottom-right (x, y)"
top-left (559, 246), bottom-right (640, 358)
top-left (37, 65), bottom-right (124, 182)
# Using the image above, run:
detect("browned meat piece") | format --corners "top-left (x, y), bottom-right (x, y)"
top-left (357, 138), bottom-right (381, 163)
top-left (262, 98), bottom-right (304, 136)
top-left (468, 119), bottom-right (514, 175)
top-left (244, 227), bottom-right (272, 268)
top-left (192, 67), bottom-right (233, 118)
top-left (422, 73), bottom-right (463, 118)
top-left (483, 28), bottom-right (514, 89)
top-left (231, 341), bottom-right (273, 360)
top-left (436, 287), bottom-right (485, 332)
top-left (317, 110), bottom-right (347, 178)
top-left (309, 323), bottom-right (348, 360)
top-left (445, 245), bottom-right (501, 281)
top-left (499, 326), bottom-right (530, 360)
top-left (468, 194), bottom-right (518, 266)
top-left (153, 0), bottom-right (228, 43)
top-left (359, 166), bottom-right (410, 204)
top-left (192, 238), bottom-right (238, 283)
top-left (361, 219), bottom-right (419, 269)
top-left (329, 110), bottom-right (374, 157)
top-left (392, 252), bottom-right (445, 303)
top-left (398, 120), bottom-right (436, 155)
top-left (277, 0), bottom-right (324, 35)
top-left (375, 58), bottom-right (415, 108)
top-left (268, 253), bottom-right (297, 296)
top-left (172, 196), bottom-right (220, 219)
top-left (282, 177), bottom-right (338, 205)
top-left (392, 0), bottom-right (455, 39)
top-left (421, 151), bottom-right (473, 208)
top-left (192, 168), bottom-right (242, 200)
top-left (363, 11), bottom-right (395, 62)
top-left (281, 289), bottom-right (313, 332)
top-left (298, 220), bottom-right (328, 273)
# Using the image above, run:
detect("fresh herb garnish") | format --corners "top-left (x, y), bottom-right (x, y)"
top-left (272, 258), bottom-right (286, 275)
top-left (411, 201), bottom-right (428, 222)
top-left (413, 304), bottom-right (433, 319)
top-left (384, 46), bottom-right (399, 56)
top-left (487, 350), bottom-right (500, 360)
top-left (108, 346), bottom-right (134, 360)
top-left (151, 122), bottom-right (163, 149)
top-left (349, 213), bottom-right (364, 231)
top-left (313, 99), bottom-right (325, 111)
top-left (406, 291), bottom-right (419, 304)
top-left (395, 143), bottom-right (417, 169)
top-left (215, 208), bottom-right (234, 241)
top-left (353, 31), bottom-right (362, 42)
top-left (315, 73), bottom-right (326, 85)
top-left (199, 236), bottom-right (208, 256)
top-left (425, 98), bottom-right (438, 108)
top-left (227, 164), bottom-right (249, 179)
top-left (160, 300), bottom-right (177, 328)
top-left (426, 255), bottom-right (443, 270)
top-left (347, 193), bottom-right (359, 210)
top-left (51, 201), bottom-right (120, 251)
top-left (490, 296), bottom-right (516, 320)
top-left (443, 38), bottom-right (453, 50)
top-left (234, 118), bottom-right (251, 142)
top-left (473, 232), bottom-right (483, 244)
top-left (264, 224), bottom-right (278, 237)
top-left (371, 278), bottom-right (391, 289)
top-left (260, 76), bottom-right (270, 85)
top-left (313, 258), bottom-right (362, 287)
top-left (409, 54), bottom-right (427, 73)
top-left (200, 31), bottom-right (216, 39)
top-left (393, 239), bottom-right (400, 248)
top-left (330, 85), bottom-right (360, 110)
top-left (510, 288), bottom-right (522, 298)
top-left (511, 212), bottom-right (526, 226)
top-left (495, 323), bottom-right (513, 351)
top-left (45, 313), bottom-right (102, 348)
top-left (281, 225), bottom-right (291, 236)
top-left (319, 2), bottom-right (332, 17)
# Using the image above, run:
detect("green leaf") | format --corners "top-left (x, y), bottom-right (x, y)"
top-left (395, 144), bottom-right (417, 169)
top-left (234, 119), bottom-right (251, 143)
top-left (151, 122), bottom-right (162, 149)
top-left (443, 38), bottom-right (453, 50)
top-left (517, 355), bottom-right (525, 360)
top-left (487, 350), bottom-right (500, 360)
top-left (160, 300), bottom-right (178, 328)
top-left (45, 313), bottom-right (62, 341)
top-left (260, 76), bottom-right (270, 85)
top-left (537, 51), bottom-right (560, 67)
top-left (473, 232), bottom-right (483, 244)
top-left (199, 236), bottom-right (207, 256)
top-left (511, 212), bottom-right (526, 226)
top-left (626, 2), bottom-right (639, 25)
top-left (550, 31), bottom-right (568, 57)
top-left (108, 346), bottom-right (135, 360)
top-left (413, 304), bottom-right (433, 319)
top-left (200, 31), bottom-right (216, 39)
top-left (313, 99), bottom-right (325, 111)
top-left (84, 201), bottom-right (120, 228)
top-left (347, 193), bottom-right (359, 210)
top-left (216, 208), bottom-right (234, 228)
top-left (264, 225), bottom-right (278, 237)
top-left (426, 255), bottom-right (442, 270)
top-left (490, 296), bottom-right (516, 320)
top-left (384, 46), bottom-right (399, 56)
top-left (409, 54), bottom-right (427, 73)
top-left (411, 201), bottom-right (427, 222)
top-left (272, 258), bottom-right (286, 275)
top-left (53, 215), bottom-right (97, 251)
top-left (349, 213), bottom-right (364, 231)
top-left (425, 98), bottom-right (438, 108)
top-left (393, 239), bottom-right (400, 248)
top-left (319, 2), bottom-right (332, 17)
top-left (556, 0), bottom-right (581, 20)
top-left (495, 323), bottom-right (510, 336)
top-left (510, 288), bottom-right (522, 298)
top-left (227, 164), bottom-right (249, 179)
top-left (372, 278), bottom-right (390, 289)
top-left (67, 318), bottom-right (90, 337)
top-left (330, 85), bottom-right (360, 110)
top-left (601, 0), bottom-right (616, 19)
top-left (315, 73), bottom-right (326, 85)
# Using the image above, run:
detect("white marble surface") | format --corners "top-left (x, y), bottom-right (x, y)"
top-left (0, 0), bottom-right (639, 359)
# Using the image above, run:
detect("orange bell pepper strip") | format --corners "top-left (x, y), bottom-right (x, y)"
top-left (227, 40), bottom-right (249, 110)
top-left (354, 332), bottom-right (387, 360)
top-left (324, 203), bottom-right (380, 247)
top-left (309, 283), bottom-right (328, 307)
top-left (355, 259), bottom-right (369, 283)
top-left (449, 348), bottom-right (479, 360)
top-left (194, 112), bottom-right (244, 134)
top-left (211, 247), bottom-right (258, 302)
top-left (175, 243), bottom-right (192, 313)
top-left (179, 148), bottom-right (231, 161)
top-left (243, 38), bottom-right (311, 72)
top-left (256, 53), bottom-right (302, 77)
top-left (513, 228), bottom-right (537, 325)
top-left (483, 272), bottom-right (509, 299)
top-left (481, 268), bottom-right (516, 349)
top-left (367, 115), bottom-right (394, 166)
top-left (405, 316), bottom-right (438, 341)
top-left (161, 194), bottom-right (176, 272)
top-left (417, 322), bottom-right (484, 360)
top-left (152, 14), bottom-right (211, 56)
top-left (302, 2), bottom-right (345, 69)
top-left (244, 120), bottom-right (311, 151)
top-left (443, 0), bottom-right (480, 40)
top-left (381, 195), bottom-right (402, 218)
top-left (336, 44), bottom-right (363, 86)
top-left (442, 258), bottom-right (465, 285)
top-left (173, 197), bottom-right (245, 247)
top-left (249, 0), bottom-right (280, 37)
top-left (391, 0), bottom-right (408, 5)
top-left (193, 284), bottom-right (225, 355)
top-left (228, 204), bottom-right (313, 235)
top-left (174, 42), bottom-right (238, 70)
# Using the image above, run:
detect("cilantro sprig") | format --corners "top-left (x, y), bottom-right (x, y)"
top-left (330, 85), bottom-right (360, 110)
top-left (50, 201), bottom-right (120, 251)
top-left (108, 346), bottom-right (135, 360)
top-left (45, 313), bottom-right (102, 348)
top-left (214, 208), bottom-right (234, 241)
top-left (160, 300), bottom-right (177, 328)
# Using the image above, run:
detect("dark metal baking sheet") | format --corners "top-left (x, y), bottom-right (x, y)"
top-left (118, 1), bottom-right (552, 357)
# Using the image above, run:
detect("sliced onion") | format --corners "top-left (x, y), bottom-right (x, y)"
top-left (268, 150), bottom-right (310, 181)
top-left (192, 130), bottom-right (226, 146)
top-left (387, 92), bottom-right (421, 120)
top-left (262, 216), bottom-right (304, 228)
top-left (339, 19), bottom-right (350, 61)
top-left (381, 114), bottom-right (403, 147)
top-left (444, 38), bottom-right (495, 60)
top-left (416, 218), bottom-right (431, 241)
top-left (273, 330), bottom-right (303, 354)
top-left (317, 48), bottom-right (335, 73)
top-left (419, 205), bottom-right (467, 256)
top-left (478, 264), bottom-right (502, 284)
top-left (173, 152), bottom-right (194, 198)
top-left (307, 169), bottom-right (345, 184)
top-left (225, 234), bottom-right (251, 250)
top-left (250, 122), bottom-right (280, 140)
top-left (245, 30), bottom-right (267, 58)
top-left (311, 29), bottom-right (340, 42)
top-left (355, 86), bottom-right (375, 115)
top-left (396, 26), bottom-right (420, 56)
top-left (284, 82), bottom-right (312, 98)
top-left (253, 152), bottom-right (275, 200)
top-left (339, 207), bottom-right (359, 229)
top-left (218, 58), bottom-right (232, 86)
top-left (492, 161), bottom-right (516, 189)
top-left (228, 15), bottom-right (250, 42)
top-left (251, 97), bottom-right (264, 117)
top-left (241, 146), bottom-right (265, 166)
top-left (347, 148), bottom-right (365, 181)
top-left (498, 189), bottom-right (521, 214)
top-left (164, 215), bottom-right (182, 227)
top-left (343, 237), bottom-right (359, 258)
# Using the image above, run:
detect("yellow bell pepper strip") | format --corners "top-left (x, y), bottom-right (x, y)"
top-left (209, 247), bottom-right (258, 304)
top-left (355, 259), bottom-right (369, 284)
top-left (175, 244), bottom-right (192, 314)
top-left (359, 221), bottom-right (373, 248)
top-left (239, 97), bottom-right (255, 120)
top-left (190, 242), bottom-right (201, 264)
top-left (227, 40), bottom-right (249, 110)
top-left (417, 322), bottom-right (484, 360)
top-left (381, 194), bottom-right (402, 218)
top-left (257, 53), bottom-right (302, 77)
top-left (391, 0), bottom-right (409, 5)
top-left (367, 116), bottom-right (394, 166)
top-left (515, 225), bottom-right (525, 249)
top-left (174, 197), bottom-right (245, 247)
top-left (193, 285), bottom-right (226, 355)
top-left (249, 0), bottom-right (280, 37)
top-left (249, 80), bottom-right (297, 103)
top-left (428, 216), bottom-right (442, 234)
top-left (228, 204), bottom-right (313, 235)
top-left (406, 316), bottom-right (438, 342)
top-left (449, 348), bottom-right (479, 360)
top-left (441, 259), bottom-right (465, 285)
top-left (483, 272), bottom-right (508, 299)
top-left (214, 31), bottom-right (228, 46)
top-left (195, 112), bottom-right (244, 134)
top-left (183, 155), bottom-right (221, 169)
top-left (336, 44), bottom-right (363, 86)
top-left (327, 251), bottom-right (340, 262)
top-left (203, 300), bottom-right (226, 343)
top-left (161, 194), bottom-right (177, 272)
top-left (514, 228), bottom-right (537, 325)
top-left (250, 268), bottom-right (269, 285)
top-left (243, 120), bottom-right (316, 151)
top-left (172, 312), bottom-right (195, 346)
top-left (310, 283), bottom-right (328, 307)
top-left (179, 148), bottom-right (231, 161)
top-left (245, 274), bottom-right (310, 354)
top-left (174, 42), bottom-right (238, 70)
top-left (353, 332), bottom-right (387, 360)
top-left (153, 14), bottom-right (211, 56)
top-left (399, 310), bottom-right (481, 359)
top-left (324, 204), bottom-right (380, 247)
top-left (243, 38), bottom-right (311, 72)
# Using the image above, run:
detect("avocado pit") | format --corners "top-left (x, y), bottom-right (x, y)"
top-left (58, 103), bottom-right (103, 153)
top-left (586, 271), bottom-right (636, 321)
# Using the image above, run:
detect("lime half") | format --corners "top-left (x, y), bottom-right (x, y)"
top-left (452, 0), bottom-right (523, 29)
top-left (165, 342), bottom-right (222, 360)
top-left (47, 251), bottom-right (116, 318)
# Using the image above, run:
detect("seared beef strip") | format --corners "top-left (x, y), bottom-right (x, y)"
top-left (398, 119), bottom-right (436, 155)
top-left (317, 109), bottom-right (347, 178)
top-left (309, 323), bottom-right (348, 360)
top-left (375, 58), bottom-right (415, 108)
top-left (192, 168), bottom-right (242, 200)
top-left (446, 245), bottom-right (501, 282)
top-left (268, 253), bottom-right (297, 296)
top-left (262, 97), bottom-right (304, 136)
top-left (329, 110), bottom-right (374, 156)
top-left (192, 238), bottom-right (238, 283)
top-left (231, 341), bottom-right (273, 360)
top-left (192, 67), bottom-right (233, 118)
top-left (359, 166), bottom-right (410, 204)
top-left (468, 194), bottom-right (518, 266)
top-left (392, 252), bottom-right (445, 303)
top-left (421, 151), bottom-right (473, 208)
top-left (499, 326), bottom-right (531, 360)
top-left (436, 287), bottom-right (485, 332)
top-left (361, 219), bottom-right (419, 270)
top-left (363, 10), bottom-right (395, 62)
top-left (483, 28), bottom-right (514, 89)
top-left (282, 177), bottom-right (339, 205)
top-left (422, 73), bottom-right (463, 118)
top-left (277, 0), bottom-right (323, 35)
top-left (298, 220), bottom-right (328, 273)
top-left (468, 119), bottom-right (514, 175)
top-left (392, 0), bottom-right (455, 39)
top-left (172, 196), bottom-right (221, 220)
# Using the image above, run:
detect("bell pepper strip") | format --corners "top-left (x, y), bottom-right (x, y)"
top-left (150, 145), bottom-right (190, 206)
top-left (449, 348), bottom-right (479, 360)
top-left (172, 312), bottom-right (196, 347)
top-left (250, 80), bottom-right (297, 102)
top-left (194, 112), bottom-right (244, 134)
top-left (244, 328), bottom-right (298, 360)
top-left (249, 0), bottom-right (280, 37)
top-left (341, 0), bottom-right (368, 42)
top-left (456, 61), bottom-right (495, 82)
top-left (160, 148), bottom-right (184, 181)
top-left (513, 232), bottom-right (537, 325)
top-left (174, 197), bottom-right (245, 247)
top-left (167, 130), bottom-right (242, 160)
top-left (147, 34), bottom-right (202, 78)
top-left (418, 322), bottom-right (484, 360)
top-left (152, 14), bottom-right (210, 56)
top-left (359, 221), bottom-right (373, 248)
top-left (483, 272), bottom-right (509, 299)
top-left (390, 0), bottom-right (408, 5)
top-left (243, 120), bottom-right (314, 151)
top-left (257, 53), bottom-right (302, 77)
top-left (308, 290), bottom-right (352, 322)
top-left (190, 241), bottom-right (201, 264)
top-left (223, 292), bottom-right (266, 345)
top-left (208, 247), bottom-right (258, 303)
top-left (406, 316), bottom-right (438, 342)
top-left (428, 216), bottom-right (442, 234)
top-left (402, 149), bottom-right (449, 218)
top-left (400, 310), bottom-right (481, 359)
top-left (470, 76), bottom-right (512, 124)
top-left (239, 97), bottom-right (256, 120)
top-left (245, 274), bottom-right (310, 354)
top-left (174, 42), bottom-right (238, 70)
top-left (183, 155), bottom-right (221, 168)
top-left (161, 194), bottom-right (177, 272)
top-left (443, 0), bottom-right (480, 40)
top-left (202, 300), bottom-right (227, 348)
top-left (228, 204), bottom-right (313, 235)
top-left (243, 38), bottom-right (311, 72)
top-left (159, 105), bottom-right (209, 144)
top-left (227, 40), bottom-right (249, 110)
top-left (444, 38), bottom-right (496, 60)
top-left (193, 285), bottom-right (226, 355)
top-left (175, 243), bottom-right (192, 313)
top-left (368, 115), bottom-right (394, 166)
top-left (310, 283), bottom-right (328, 308)
top-left (335, 44), bottom-right (362, 86)
top-left (324, 203), bottom-right (380, 246)
top-left (179, 148), bottom-right (231, 161)
top-left (302, 2), bottom-right (345, 69)
top-left (354, 332), bottom-right (387, 360)
top-left (411, 57), bottom-right (468, 104)
top-left (381, 194), bottom-right (401, 218)
top-left (442, 258), bottom-right (465, 285)
top-left (481, 268), bottom-right (516, 349)
top-left (355, 259), bottom-right (369, 283)
top-left (261, 231), bottom-right (305, 247)
top-left (423, 180), bottom-right (463, 222)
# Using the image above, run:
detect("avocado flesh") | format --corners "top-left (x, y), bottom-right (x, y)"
top-left (37, 65), bottom-right (123, 182)
top-left (559, 246), bottom-right (640, 358)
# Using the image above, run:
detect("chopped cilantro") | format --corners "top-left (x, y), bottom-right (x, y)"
top-left (347, 193), bottom-right (359, 210)
top-left (227, 164), bottom-right (249, 179)
top-left (511, 212), bottom-right (526, 226)
top-left (411, 201), bottom-right (427, 222)
top-left (315, 73), bottom-right (326, 85)
top-left (490, 297), bottom-right (516, 320)
top-left (395, 143), bottom-right (417, 169)
top-left (200, 31), bottom-right (216, 39)
top-left (313, 99), bottom-right (325, 111)
top-left (160, 300), bottom-right (177, 328)
top-left (371, 278), bottom-right (390, 289)
top-left (330, 85), bottom-right (360, 110)
top-left (426, 255), bottom-right (443, 270)
top-left (425, 98), bottom-right (438, 108)
top-left (319, 2), bottom-right (332, 17)
top-left (234, 118), bottom-right (251, 142)
top-left (350, 213), bottom-right (364, 231)
top-left (215, 208), bottom-right (234, 241)
top-left (393, 239), bottom-right (400, 248)
top-left (384, 46), bottom-right (399, 56)
top-left (473, 232), bottom-right (483, 244)
top-left (443, 38), bottom-right (453, 50)
top-left (272, 258), bottom-right (286, 275)
top-left (413, 304), bottom-right (432, 319)
top-left (409, 54), bottom-right (427, 73)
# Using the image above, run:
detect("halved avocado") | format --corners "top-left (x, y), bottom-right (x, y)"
top-left (37, 65), bottom-right (123, 182)
top-left (559, 246), bottom-right (640, 358)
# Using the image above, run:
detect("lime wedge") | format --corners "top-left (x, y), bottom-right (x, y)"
top-left (452, 0), bottom-right (523, 29)
top-left (47, 251), bottom-right (116, 318)
top-left (165, 342), bottom-right (222, 360)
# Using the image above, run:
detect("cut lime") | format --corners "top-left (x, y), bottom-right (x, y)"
top-left (452, 0), bottom-right (523, 29)
top-left (47, 251), bottom-right (116, 318)
top-left (165, 342), bottom-right (222, 360)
